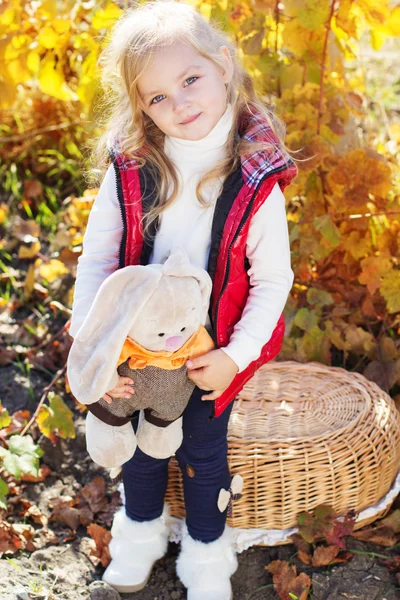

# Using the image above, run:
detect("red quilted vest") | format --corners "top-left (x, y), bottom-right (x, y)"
top-left (110, 108), bottom-right (297, 417)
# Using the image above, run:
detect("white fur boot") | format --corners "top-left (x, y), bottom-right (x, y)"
top-left (102, 505), bottom-right (170, 593)
top-left (176, 526), bottom-right (238, 600)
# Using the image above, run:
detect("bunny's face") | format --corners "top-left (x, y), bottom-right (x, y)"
top-left (127, 276), bottom-right (204, 352)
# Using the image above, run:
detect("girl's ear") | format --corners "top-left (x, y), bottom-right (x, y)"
top-left (219, 45), bottom-right (234, 85)
top-left (67, 266), bottom-right (162, 405)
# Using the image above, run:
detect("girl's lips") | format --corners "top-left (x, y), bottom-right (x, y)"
top-left (181, 113), bottom-right (201, 125)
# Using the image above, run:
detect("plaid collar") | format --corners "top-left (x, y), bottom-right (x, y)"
top-left (238, 108), bottom-right (295, 189)
top-left (111, 107), bottom-right (295, 189)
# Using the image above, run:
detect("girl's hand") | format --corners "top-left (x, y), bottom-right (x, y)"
top-left (187, 349), bottom-right (239, 401)
top-left (101, 376), bottom-right (135, 404)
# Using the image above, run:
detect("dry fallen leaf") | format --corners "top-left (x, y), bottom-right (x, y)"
top-left (87, 523), bottom-right (112, 568)
top-left (80, 477), bottom-right (109, 514)
top-left (351, 525), bottom-right (398, 547)
top-left (266, 560), bottom-right (311, 600)
top-left (49, 498), bottom-right (81, 531)
top-left (311, 544), bottom-right (339, 567)
top-left (0, 522), bottom-right (23, 556)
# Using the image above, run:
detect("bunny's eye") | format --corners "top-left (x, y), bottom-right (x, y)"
top-left (181, 327), bottom-right (186, 332)
top-left (158, 333), bottom-right (165, 337)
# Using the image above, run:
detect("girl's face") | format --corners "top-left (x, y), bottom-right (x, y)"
top-left (137, 42), bottom-right (233, 141)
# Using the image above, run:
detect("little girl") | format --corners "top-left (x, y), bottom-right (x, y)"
top-left (70, 1), bottom-right (297, 598)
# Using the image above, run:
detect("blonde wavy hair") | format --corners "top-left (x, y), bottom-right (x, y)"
top-left (91, 0), bottom-right (295, 234)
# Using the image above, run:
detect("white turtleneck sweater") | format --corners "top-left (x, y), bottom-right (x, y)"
top-left (70, 104), bottom-right (294, 373)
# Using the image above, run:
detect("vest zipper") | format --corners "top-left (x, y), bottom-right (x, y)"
top-left (111, 158), bottom-right (127, 269)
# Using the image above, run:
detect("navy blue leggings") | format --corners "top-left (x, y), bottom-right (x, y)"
top-left (122, 387), bottom-right (234, 543)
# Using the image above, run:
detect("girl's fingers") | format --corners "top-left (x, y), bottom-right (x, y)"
top-left (102, 393), bottom-right (113, 404)
top-left (201, 390), bottom-right (222, 401)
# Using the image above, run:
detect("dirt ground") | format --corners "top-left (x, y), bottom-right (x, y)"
top-left (1, 361), bottom-right (400, 600)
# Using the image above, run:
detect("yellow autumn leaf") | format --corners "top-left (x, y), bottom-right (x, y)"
top-left (282, 19), bottom-right (311, 58)
top-left (343, 231), bottom-right (372, 260)
top-left (386, 6), bottom-right (400, 35)
top-left (355, 0), bottom-right (389, 28)
top-left (370, 29), bottom-right (385, 51)
top-left (92, 2), bottom-right (122, 30)
top-left (24, 264), bottom-right (36, 302)
top-left (328, 149), bottom-right (392, 200)
top-left (36, 393), bottom-right (75, 440)
top-left (0, 203), bottom-right (10, 224)
top-left (7, 57), bottom-right (31, 84)
top-left (0, 8), bottom-right (16, 27)
top-left (380, 270), bottom-right (400, 314)
top-left (334, 0), bottom-right (362, 39)
top-left (19, 241), bottom-right (41, 260)
top-left (37, 0), bottom-right (57, 19)
top-left (38, 26), bottom-right (59, 50)
top-left (345, 325), bottom-right (375, 356)
top-left (38, 53), bottom-right (78, 102)
top-left (52, 19), bottom-right (71, 35)
top-left (39, 259), bottom-right (69, 283)
top-left (298, 0), bottom-right (331, 31)
top-left (27, 51), bottom-right (40, 73)
top-left (358, 256), bottom-right (392, 295)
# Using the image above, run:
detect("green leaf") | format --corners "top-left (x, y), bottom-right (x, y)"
top-left (294, 308), bottom-right (319, 331)
top-left (8, 434), bottom-right (43, 458)
top-left (2, 451), bottom-right (39, 480)
top-left (297, 504), bottom-right (336, 543)
top-left (0, 434), bottom-right (42, 480)
top-left (0, 477), bottom-right (9, 510)
top-left (36, 393), bottom-right (75, 441)
top-left (298, 0), bottom-right (331, 30)
top-left (313, 214), bottom-right (342, 247)
top-left (307, 287), bottom-right (334, 307)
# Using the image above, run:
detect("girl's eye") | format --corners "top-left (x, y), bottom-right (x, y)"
top-left (151, 94), bottom-right (165, 105)
top-left (158, 333), bottom-right (165, 337)
top-left (185, 76), bottom-right (198, 86)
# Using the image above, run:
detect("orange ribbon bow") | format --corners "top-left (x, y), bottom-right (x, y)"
top-left (117, 325), bottom-right (215, 371)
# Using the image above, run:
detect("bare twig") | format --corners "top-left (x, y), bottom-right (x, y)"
top-left (0, 120), bottom-right (85, 144)
top-left (28, 320), bottom-right (71, 354)
top-left (297, 209), bottom-right (400, 226)
top-left (317, 0), bottom-right (337, 135)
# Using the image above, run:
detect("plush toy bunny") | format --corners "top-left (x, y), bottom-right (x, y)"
top-left (67, 248), bottom-right (214, 479)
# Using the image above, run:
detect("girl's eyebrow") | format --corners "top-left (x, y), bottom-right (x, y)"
top-left (144, 65), bottom-right (203, 100)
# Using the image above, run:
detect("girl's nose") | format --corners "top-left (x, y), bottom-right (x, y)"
top-left (172, 92), bottom-right (191, 113)
top-left (165, 335), bottom-right (184, 350)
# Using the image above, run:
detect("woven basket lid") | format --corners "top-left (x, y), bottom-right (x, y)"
top-left (230, 362), bottom-right (372, 441)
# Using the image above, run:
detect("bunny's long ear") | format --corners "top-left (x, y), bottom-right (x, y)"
top-left (161, 247), bottom-right (213, 323)
top-left (67, 266), bottom-right (161, 405)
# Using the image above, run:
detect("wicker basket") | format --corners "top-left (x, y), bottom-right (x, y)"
top-left (165, 361), bottom-right (400, 537)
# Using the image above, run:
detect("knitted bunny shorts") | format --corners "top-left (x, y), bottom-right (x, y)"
top-left (122, 386), bottom-right (234, 543)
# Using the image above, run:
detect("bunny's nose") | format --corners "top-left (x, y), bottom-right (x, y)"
top-left (165, 335), bottom-right (184, 350)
